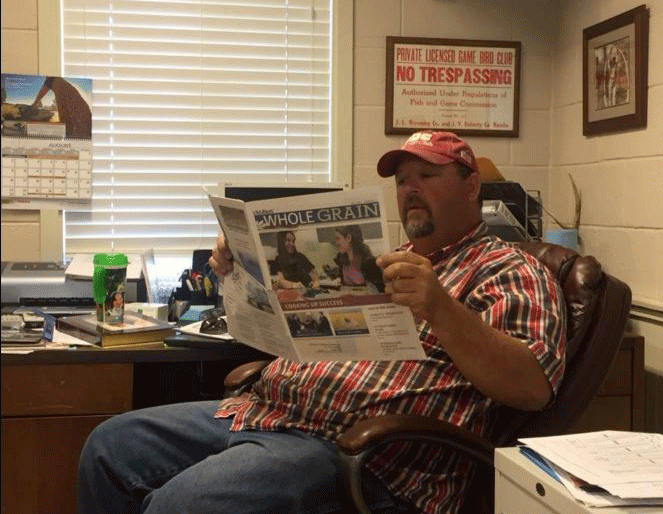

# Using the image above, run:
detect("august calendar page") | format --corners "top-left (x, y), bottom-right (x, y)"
top-left (1, 73), bottom-right (93, 206)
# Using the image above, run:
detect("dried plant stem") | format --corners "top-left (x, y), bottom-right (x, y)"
top-left (543, 206), bottom-right (571, 230)
top-left (544, 173), bottom-right (582, 230)
top-left (570, 174), bottom-right (582, 229)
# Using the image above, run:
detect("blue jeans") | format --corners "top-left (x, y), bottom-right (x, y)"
top-left (77, 400), bottom-right (412, 514)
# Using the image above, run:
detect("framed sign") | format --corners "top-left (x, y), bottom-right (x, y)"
top-left (385, 36), bottom-right (520, 137)
top-left (583, 5), bottom-right (649, 136)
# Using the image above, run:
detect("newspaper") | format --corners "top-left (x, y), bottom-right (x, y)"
top-left (206, 186), bottom-right (426, 362)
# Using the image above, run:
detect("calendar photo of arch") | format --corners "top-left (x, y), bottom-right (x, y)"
top-left (1, 73), bottom-right (93, 207)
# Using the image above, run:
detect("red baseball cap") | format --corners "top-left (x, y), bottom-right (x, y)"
top-left (377, 131), bottom-right (478, 177)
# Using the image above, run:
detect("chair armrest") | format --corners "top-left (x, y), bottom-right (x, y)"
top-left (336, 414), bottom-right (495, 514)
top-left (337, 414), bottom-right (494, 464)
top-left (223, 360), bottom-right (272, 395)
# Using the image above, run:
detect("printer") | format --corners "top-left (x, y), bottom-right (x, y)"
top-left (1, 261), bottom-right (142, 315)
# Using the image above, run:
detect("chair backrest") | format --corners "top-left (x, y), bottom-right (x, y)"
top-left (460, 242), bottom-right (631, 514)
top-left (489, 242), bottom-right (632, 445)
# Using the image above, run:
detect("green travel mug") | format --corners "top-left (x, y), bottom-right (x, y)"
top-left (93, 253), bottom-right (129, 324)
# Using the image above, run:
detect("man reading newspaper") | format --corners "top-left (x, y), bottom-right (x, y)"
top-left (78, 131), bottom-right (566, 514)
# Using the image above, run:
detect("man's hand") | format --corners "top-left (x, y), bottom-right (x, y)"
top-left (377, 251), bottom-right (450, 323)
top-left (209, 233), bottom-right (234, 281)
top-left (379, 250), bottom-right (553, 411)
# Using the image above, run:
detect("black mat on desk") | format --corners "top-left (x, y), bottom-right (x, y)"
top-left (164, 332), bottom-right (274, 363)
top-left (164, 332), bottom-right (234, 349)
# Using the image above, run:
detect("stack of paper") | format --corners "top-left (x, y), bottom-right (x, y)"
top-left (1, 328), bottom-right (99, 354)
top-left (519, 431), bottom-right (663, 508)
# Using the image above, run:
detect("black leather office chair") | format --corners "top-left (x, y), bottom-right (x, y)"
top-left (224, 242), bottom-right (632, 514)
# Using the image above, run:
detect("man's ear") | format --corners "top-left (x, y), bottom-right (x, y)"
top-left (466, 172), bottom-right (481, 203)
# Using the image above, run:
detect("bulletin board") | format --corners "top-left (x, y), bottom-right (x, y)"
top-left (1, 73), bottom-right (93, 210)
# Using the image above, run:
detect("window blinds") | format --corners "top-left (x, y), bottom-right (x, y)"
top-left (61, 0), bottom-right (341, 254)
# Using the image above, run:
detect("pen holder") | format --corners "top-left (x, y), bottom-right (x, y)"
top-left (189, 291), bottom-right (208, 305)
top-left (167, 268), bottom-right (217, 321)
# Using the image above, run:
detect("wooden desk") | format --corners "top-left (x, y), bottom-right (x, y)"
top-left (570, 334), bottom-right (645, 433)
top-left (1, 334), bottom-right (645, 514)
top-left (1, 343), bottom-right (271, 514)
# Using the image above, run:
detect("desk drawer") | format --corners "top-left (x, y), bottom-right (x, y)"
top-left (571, 396), bottom-right (631, 432)
top-left (595, 349), bottom-right (632, 396)
top-left (1, 363), bottom-right (132, 416)
top-left (2, 414), bottom-right (112, 514)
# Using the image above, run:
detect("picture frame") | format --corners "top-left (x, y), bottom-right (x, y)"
top-left (583, 5), bottom-right (649, 136)
top-left (385, 36), bottom-right (521, 137)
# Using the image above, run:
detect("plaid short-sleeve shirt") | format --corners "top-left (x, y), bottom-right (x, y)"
top-left (215, 222), bottom-right (566, 514)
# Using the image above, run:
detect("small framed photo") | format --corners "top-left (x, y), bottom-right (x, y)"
top-left (583, 5), bottom-right (649, 136)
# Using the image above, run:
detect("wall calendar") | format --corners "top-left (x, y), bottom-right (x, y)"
top-left (1, 73), bottom-right (93, 209)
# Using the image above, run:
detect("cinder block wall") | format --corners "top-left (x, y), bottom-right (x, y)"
top-left (1, 0), bottom-right (43, 261)
top-left (549, 0), bottom-right (663, 310)
top-left (550, 0), bottom-right (663, 386)
top-left (352, 0), bottom-right (557, 251)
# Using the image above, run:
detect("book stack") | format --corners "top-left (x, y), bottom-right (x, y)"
top-left (57, 310), bottom-right (175, 348)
